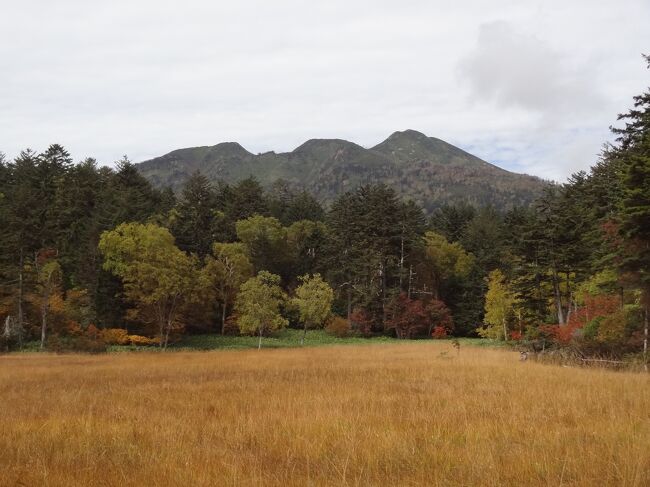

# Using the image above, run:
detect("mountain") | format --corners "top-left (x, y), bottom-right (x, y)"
top-left (136, 130), bottom-right (548, 212)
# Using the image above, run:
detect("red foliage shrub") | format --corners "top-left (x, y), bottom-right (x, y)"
top-left (386, 294), bottom-right (453, 339)
top-left (543, 294), bottom-right (622, 345)
top-left (86, 324), bottom-right (100, 340)
top-left (385, 294), bottom-right (427, 339)
top-left (431, 326), bottom-right (448, 339)
top-left (425, 299), bottom-right (453, 335)
top-left (349, 308), bottom-right (372, 336)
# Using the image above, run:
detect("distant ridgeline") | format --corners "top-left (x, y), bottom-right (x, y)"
top-left (137, 130), bottom-right (548, 213)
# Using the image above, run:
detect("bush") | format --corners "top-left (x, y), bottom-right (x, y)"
top-left (582, 317), bottom-right (603, 340)
top-left (596, 309), bottom-right (627, 344)
top-left (128, 335), bottom-right (160, 346)
top-left (509, 330), bottom-right (522, 341)
top-left (349, 308), bottom-right (372, 336)
top-left (325, 316), bottom-right (351, 338)
top-left (431, 326), bottom-right (448, 339)
top-left (101, 328), bottom-right (130, 345)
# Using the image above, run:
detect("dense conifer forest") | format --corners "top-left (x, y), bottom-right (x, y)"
top-left (1, 61), bottom-right (648, 366)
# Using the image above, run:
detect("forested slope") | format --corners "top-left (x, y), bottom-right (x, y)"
top-left (137, 130), bottom-right (547, 212)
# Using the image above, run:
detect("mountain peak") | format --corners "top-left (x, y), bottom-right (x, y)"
top-left (384, 129), bottom-right (429, 142)
top-left (137, 131), bottom-right (548, 212)
top-left (372, 129), bottom-right (443, 160)
top-left (210, 141), bottom-right (252, 156)
top-left (291, 139), bottom-right (367, 163)
top-left (293, 138), bottom-right (361, 153)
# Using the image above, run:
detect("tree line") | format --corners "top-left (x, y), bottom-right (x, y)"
top-left (1, 59), bottom-right (648, 363)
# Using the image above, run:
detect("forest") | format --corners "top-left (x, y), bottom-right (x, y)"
top-left (0, 71), bottom-right (648, 366)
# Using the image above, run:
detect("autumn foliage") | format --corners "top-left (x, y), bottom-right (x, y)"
top-left (385, 293), bottom-right (452, 339)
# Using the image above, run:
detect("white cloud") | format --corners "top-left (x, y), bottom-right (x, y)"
top-left (0, 0), bottom-right (648, 181)
top-left (458, 21), bottom-right (604, 118)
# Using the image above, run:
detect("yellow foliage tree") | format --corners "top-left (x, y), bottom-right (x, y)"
top-left (479, 269), bottom-right (516, 341)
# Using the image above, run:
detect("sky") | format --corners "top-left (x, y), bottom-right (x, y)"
top-left (1, 0), bottom-right (648, 181)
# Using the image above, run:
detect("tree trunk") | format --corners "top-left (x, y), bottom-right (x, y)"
top-left (643, 302), bottom-right (650, 372)
top-left (399, 236), bottom-right (405, 290)
top-left (40, 289), bottom-right (49, 349)
top-left (565, 293), bottom-right (573, 325)
top-left (221, 298), bottom-right (227, 335)
top-left (258, 328), bottom-right (263, 350)
top-left (502, 318), bottom-right (508, 342)
top-left (346, 285), bottom-right (352, 326)
top-left (407, 266), bottom-right (413, 299)
top-left (432, 273), bottom-right (440, 301)
top-left (553, 273), bottom-right (565, 325)
top-left (17, 249), bottom-right (24, 336)
top-left (380, 260), bottom-right (387, 324)
top-left (159, 321), bottom-right (165, 348)
top-left (301, 323), bottom-right (307, 346)
top-left (164, 320), bottom-right (172, 350)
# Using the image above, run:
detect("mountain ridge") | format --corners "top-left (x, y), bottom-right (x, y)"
top-left (137, 130), bottom-right (548, 212)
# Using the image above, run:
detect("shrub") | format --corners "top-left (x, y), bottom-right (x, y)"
top-left (100, 328), bottom-right (130, 345)
top-left (509, 330), bottom-right (522, 341)
top-left (596, 309), bottom-right (626, 344)
top-left (325, 316), bottom-right (351, 338)
top-left (63, 320), bottom-right (84, 337)
top-left (86, 324), bottom-right (100, 340)
top-left (128, 335), bottom-right (160, 346)
top-left (582, 317), bottom-right (603, 340)
top-left (431, 326), bottom-right (448, 339)
top-left (349, 308), bottom-right (372, 336)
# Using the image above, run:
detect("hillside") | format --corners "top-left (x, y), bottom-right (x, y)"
top-left (136, 130), bottom-right (548, 212)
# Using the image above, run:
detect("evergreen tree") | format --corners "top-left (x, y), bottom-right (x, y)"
top-left (430, 203), bottom-right (476, 242)
top-left (171, 171), bottom-right (217, 258)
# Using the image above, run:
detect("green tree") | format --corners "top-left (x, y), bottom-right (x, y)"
top-left (460, 206), bottom-right (507, 273)
top-left (286, 219), bottom-right (327, 278)
top-left (292, 273), bottom-right (334, 344)
top-left (235, 271), bottom-right (288, 349)
top-left (422, 231), bottom-right (474, 300)
top-left (235, 215), bottom-right (289, 277)
top-left (170, 171), bottom-right (217, 258)
top-left (226, 177), bottom-right (269, 223)
top-left (479, 269), bottom-right (516, 341)
top-left (268, 180), bottom-right (325, 225)
top-left (324, 185), bottom-right (421, 329)
top-left (202, 242), bottom-right (253, 334)
top-left (98, 223), bottom-right (197, 348)
top-left (430, 203), bottom-right (476, 242)
top-left (610, 55), bottom-right (650, 368)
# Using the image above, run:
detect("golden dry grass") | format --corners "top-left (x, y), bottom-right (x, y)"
top-left (1, 342), bottom-right (648, 486)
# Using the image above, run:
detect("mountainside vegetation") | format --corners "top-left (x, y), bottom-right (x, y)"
top-left (137, 130), bottom-right (548, 212)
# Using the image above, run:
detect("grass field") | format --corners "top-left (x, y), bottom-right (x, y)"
top-left (1, 342), bottom-right (648, 486)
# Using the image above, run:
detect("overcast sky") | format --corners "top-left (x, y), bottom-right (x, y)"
top-left (1, 0), bottom-right (648, 181)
